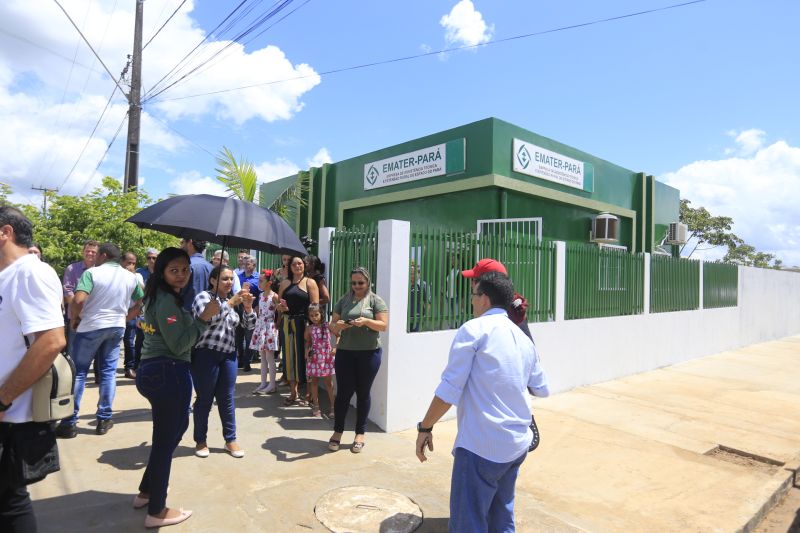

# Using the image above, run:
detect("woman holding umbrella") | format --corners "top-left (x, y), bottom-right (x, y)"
top-left (134, 247), bottom-right (219, 528)
top-left (277, 254), bottom-right (319, 404)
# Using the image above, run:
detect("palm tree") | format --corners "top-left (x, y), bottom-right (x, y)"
top-left (215, 146), bottom-right (308, 222)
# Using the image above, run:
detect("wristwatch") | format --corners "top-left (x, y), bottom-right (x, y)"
top-left (0, 399), bottom-right (12, 412)
top-left (417, 422), bottom-right (433, 433)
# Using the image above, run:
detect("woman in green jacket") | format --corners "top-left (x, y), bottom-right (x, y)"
top-left (132, 247), bottom-right (219, 528)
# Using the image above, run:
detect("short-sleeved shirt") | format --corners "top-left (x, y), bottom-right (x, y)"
top-left (75, 261), bottom-right (144, 332)
top-left (333, 292), bottom-right (388, 351)
top-left (0, 254), bottom-right (65, 423)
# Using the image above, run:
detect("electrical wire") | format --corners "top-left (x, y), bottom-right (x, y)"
top-left (143, 0), bottom-right (187, 50)
top-left (79, 111), bottom-right (129, 195)
top-left (152, 0), bottom-right (708, 103)
top-left (58, 86), bottom-right (121, 190)
top-left (147, 114), bottom-right (215, 157)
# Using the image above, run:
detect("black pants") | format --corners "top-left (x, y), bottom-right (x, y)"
top-left (0, 424), bottom-right (37, 532)
top-left (235, 327), bottom-right (254, 368)
top-left (333, 348), bottom-right (381, 434)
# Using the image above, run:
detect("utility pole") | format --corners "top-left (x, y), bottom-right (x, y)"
top-left (123, 0), bottom-right (144, 192)
top-left (31, 185), bottom-right (58, 218)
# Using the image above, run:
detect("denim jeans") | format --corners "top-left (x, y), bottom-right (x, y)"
top-left (333, 348), bottom-right (381, 434)
top-left (449, 447), bottom-right (527, 533)
top-left (122, 319), bottom-right (137, 370)
top-left (64, 326), bottom-right (124, 425)
top-left (191, 347), bottom-right (238, 443)
top-left (136, 356), bottom-right (192, 516)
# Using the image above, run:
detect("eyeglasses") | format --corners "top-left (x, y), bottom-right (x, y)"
top-left (146, 256), bottom-right (157, 261)
top-left (351, 281), bottom-right (367, 286)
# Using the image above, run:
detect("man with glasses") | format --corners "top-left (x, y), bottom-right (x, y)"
top-left (415, 272), bottom-right (549, 532)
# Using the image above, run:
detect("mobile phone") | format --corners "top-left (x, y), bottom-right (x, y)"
top-left (345, 319), bottom-right (355, 324)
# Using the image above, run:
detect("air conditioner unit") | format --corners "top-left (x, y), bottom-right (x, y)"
top-left (666, 222), bottom-right (688, 245)
top-left (591, 213), bottom-right (619, 244)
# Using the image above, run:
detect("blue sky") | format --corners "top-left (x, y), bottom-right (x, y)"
top-left (1, 0), bottom-right (798, 264)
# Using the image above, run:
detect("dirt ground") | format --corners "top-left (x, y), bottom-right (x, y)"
top-left (756, 483), bottom-right (800, 532)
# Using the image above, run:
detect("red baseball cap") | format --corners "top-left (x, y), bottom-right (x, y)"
top-left (462, 258), bottom-right (508, 278)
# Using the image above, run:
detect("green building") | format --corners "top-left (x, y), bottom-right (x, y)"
top-left (260, 117), bottom-right (681, 253)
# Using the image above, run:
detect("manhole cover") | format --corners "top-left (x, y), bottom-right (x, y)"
top-left (315, 485), bottom-right (423, 533)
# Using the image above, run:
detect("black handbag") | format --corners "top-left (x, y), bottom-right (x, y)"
top-left (528, 414), bottom-right (540, 452)
top-left (5, 422), bottom-right (61, 486)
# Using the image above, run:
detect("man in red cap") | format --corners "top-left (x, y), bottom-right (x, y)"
top-left (462, 259), bottom-right (531, 340)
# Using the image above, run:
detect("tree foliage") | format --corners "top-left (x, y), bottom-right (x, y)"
top-left (5, 178), bottom-right (178, 276)
top-left (215, 146), bottom-right (258, 202)
top-left (679, 198), bottom-right (782, 269)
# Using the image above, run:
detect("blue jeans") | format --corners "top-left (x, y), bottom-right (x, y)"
top-left (122, 319), bottom-right (137, 370)
top-left (136, 357), bottom-right (192, 516)
top-left (449, 447), bottom-right (527, 533)
top-left (191, 347), bottom-right (238, 443)
top-left (64, 326), bottom-right (124, 425)
top-left (333, 348), bottom-right (381, 434)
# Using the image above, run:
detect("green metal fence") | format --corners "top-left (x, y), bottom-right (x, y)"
top-left (703, 261), bottom-right (738, 308)
top-left (328, 225), bottom-right (378, 313)
top-left (565, 243), bottom-right (644, 319)
top-left (408, 228), bottom-right (556, 332)
top-left (650, 254), bottom-right (700, 313)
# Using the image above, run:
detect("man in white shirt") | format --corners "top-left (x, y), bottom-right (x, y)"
top-left (415, 272), bottom-right (550, 532)
top-left (0, 206), bottom-right (66, 530)
top-left (55, 243), bottom-right (144, 438)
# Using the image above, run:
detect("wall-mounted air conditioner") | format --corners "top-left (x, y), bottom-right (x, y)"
top-left (591, 213), bottom-right (619, 244)
top-left (666, 222), bottom-right (688, 245)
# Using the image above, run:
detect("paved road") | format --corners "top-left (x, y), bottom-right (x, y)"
top-left (29, 336), bottom-right (800, 531)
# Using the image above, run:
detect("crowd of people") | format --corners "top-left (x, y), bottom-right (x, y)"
top-left (0, 205), bottom-right (547, 532)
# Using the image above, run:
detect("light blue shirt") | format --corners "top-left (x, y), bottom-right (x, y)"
top-left (435, 307), bottom-right (550, 463)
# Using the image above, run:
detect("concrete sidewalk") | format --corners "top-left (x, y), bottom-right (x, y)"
top-left (29, 336), bottom-right (800, 532)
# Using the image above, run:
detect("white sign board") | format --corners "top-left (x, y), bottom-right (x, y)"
top-left (364, 143), bottom-right (446, 190)
top-left (512, 138), bottom-right (586, 190)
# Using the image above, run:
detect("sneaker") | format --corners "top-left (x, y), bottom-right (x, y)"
top-left (96, 419), bottom-right (114, 435)
top-left (55, 423), bottom-right (77, 439)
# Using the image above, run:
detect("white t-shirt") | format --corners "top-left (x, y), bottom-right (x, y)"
top-left (75, 262), bottom-right (143, 332)
top-left (0, 253), bottom-right (65, 423)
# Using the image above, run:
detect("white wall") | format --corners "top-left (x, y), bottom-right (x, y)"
top-left (324, 224), bottom-right (800, 433)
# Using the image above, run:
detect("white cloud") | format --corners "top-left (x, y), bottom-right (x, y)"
top-left (440, 0), bottom-right (494, 47)
top-left (724, 128), bottom-right (766, 156)
top-left (255, 158), bottom-right (301, 184)
top-left (0, 0), bottom-right (319, 196)
top-left (169, 170), bottom-right (228, 197)
top-left (307, 147), bottom-right (333, 168)
top-left (663, 133), bottom-right (800, 267)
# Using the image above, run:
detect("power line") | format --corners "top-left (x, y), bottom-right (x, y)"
top-left (144, 0), bottom-right (298, 103)
top-left (142, 0), bottom-right (187, 50)
top-left (51, 0), bottom-right (129, 98)
top-left (148, 114), bottom-right (215, 157)
top-left (79, 111), bottom-right (129, 196)
top-left (0, 28), bottom-right (104, 74)
top-left (152, 0), bottom-right (708, 104)
top-left (58, 85), bottom-right (122, 191)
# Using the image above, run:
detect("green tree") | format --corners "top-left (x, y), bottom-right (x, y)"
top-left (6, 178), bottom-right (178, 276)
top-left (723, 242), bottom-right (782, 269)
top-left (214, 146), bottom-right (308, 222)
top-left (678, 199), bottom-right (743, 257)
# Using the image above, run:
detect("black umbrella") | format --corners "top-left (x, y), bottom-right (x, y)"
top-left (126, 194), bottom-right (306, 256)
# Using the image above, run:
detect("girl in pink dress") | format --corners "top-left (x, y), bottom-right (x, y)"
top-left (251, 270), bottom-right (280, 394)
top-left (304, 304), bottom-right (335, 417)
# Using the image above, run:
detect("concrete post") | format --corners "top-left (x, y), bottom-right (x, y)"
top-left (643, 253), bottom-right (651, 314)
top-left (372, 220), bottom-right (410, 431)
top-left (699, 261), bottom-right (704, 310)
top-left (317, 227), bottom-right (335, 287)
top-left (555, 241), bottom-right (566, 322)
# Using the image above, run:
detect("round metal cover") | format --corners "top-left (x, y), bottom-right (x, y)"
top-left (315, 485), bottom-right (423, 533)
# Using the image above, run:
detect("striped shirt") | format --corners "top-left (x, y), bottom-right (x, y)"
top-left (191, 290), bottom-right (256, 353)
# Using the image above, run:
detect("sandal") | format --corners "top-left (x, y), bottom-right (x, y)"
top-left (351, 441), bottom-right (365, 454)
top-left (328, 439), bottom-right (340, 452)
top-left (282, 396), bottom-right (298, 406)
top-left (311, 404), bottom-right (321, 417)
top-left (327, 410), bottom-right (335, 418)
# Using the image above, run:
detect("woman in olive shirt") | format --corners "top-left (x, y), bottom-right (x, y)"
top-left (133, 247), bottom-right (219, 528)
top-left (328, 266), bottom-right (388, 453)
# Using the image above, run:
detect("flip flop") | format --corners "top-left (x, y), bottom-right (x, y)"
top-left (282, 396), bottom-right (298, 406)
top-left (328, 439), bottom-right (340, 452)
